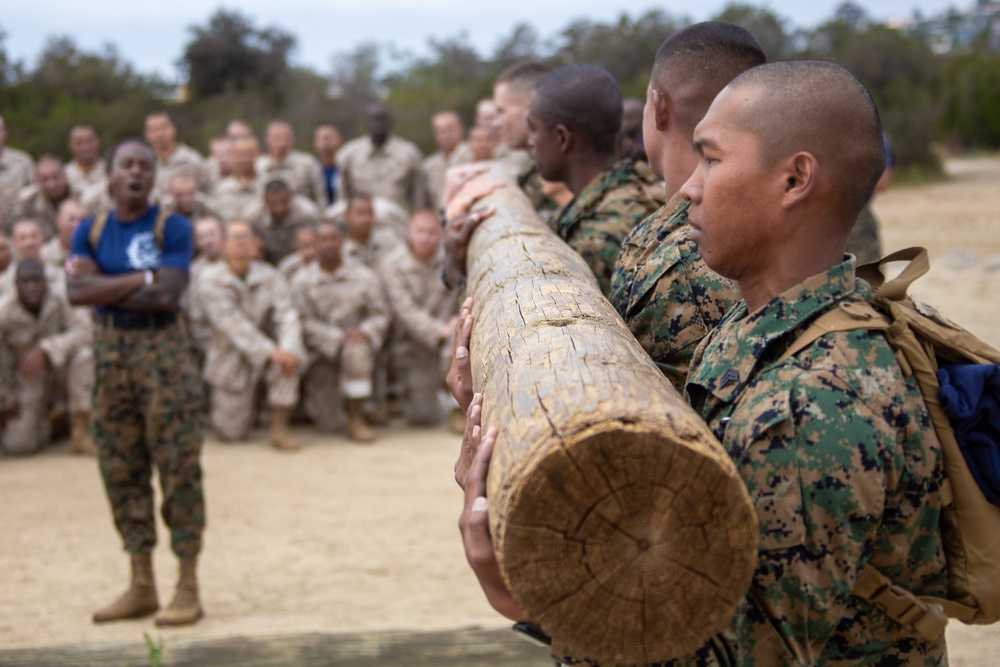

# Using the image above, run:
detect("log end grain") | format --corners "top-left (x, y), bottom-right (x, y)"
top-left (495, 423), bottom-right (758, 665)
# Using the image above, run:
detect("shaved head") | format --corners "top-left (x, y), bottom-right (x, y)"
top-left (727, 60), bottom-right (885, 221)
top-left (652, 21), bottom-right (767, 135)
top-left (532, 64), bottom-right (622, 156)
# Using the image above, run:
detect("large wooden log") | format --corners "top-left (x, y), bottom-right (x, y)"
top-left (466, 165), bottom-right (759, 665)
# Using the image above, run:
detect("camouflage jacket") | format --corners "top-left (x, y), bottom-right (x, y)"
top-left (198, 260), bottom-right (304, 392)
top-left (552, 160), bottom-right (666, 296)
top-left (290, 259), bottom-right (390, 361)
top-left (683, 259), bottom-right (948, 666)
top-left (609, 198), bottom-right (738, 391)
top-left (380, 245), bottom-right (456, 351)
top-left (516, 162), bottom-right (560, 226)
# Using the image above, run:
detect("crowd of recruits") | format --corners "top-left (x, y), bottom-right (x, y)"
top-left (0, 19), bottom-right (940, 664)
top-left (0, 94), bottom-right (554, 455)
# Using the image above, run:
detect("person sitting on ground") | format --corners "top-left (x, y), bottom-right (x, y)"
top-left (291, 221), bottom-right (389, 442)
top-left (0, 259), bottom-right (94, 456)
top-left (277, 225), bottom-right (319, 284)
top-left (382, 210), bottom-right (459, 428)
top-left (198, 220), bottom-right (304, 451)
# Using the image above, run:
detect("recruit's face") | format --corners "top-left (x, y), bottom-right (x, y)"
top-left (315, 225), bottom-right (344, 264)
top-left (69, 128), bottom-right (100, 164)
top-left (345, 199), bottom-right (375, 239)
top-left (37, 161), bottom-right (69, 200)
top-left (407, 213), bottom-right (442, 261)
top-left (680, 86), bottom-right (776, 282)
top-left (16, 265), bottom-right (47, 311)
top-left (432, 114), bottom-right (463, 154)
top-left (492, 82), bottom-right (530, 150)
top-left (111, 143), bottom-right (156, 209)
top-left (526, 99), bottom-right (564, 183)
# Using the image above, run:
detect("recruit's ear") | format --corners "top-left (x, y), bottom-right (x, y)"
top-left (650, 89), bottom-right (674, 133)
top-left (781, 151), bottom-right (819, 209)
top-left (553, 124), bottom-right (573, 154)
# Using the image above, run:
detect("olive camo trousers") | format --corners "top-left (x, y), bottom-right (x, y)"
top-left (93, 321), bottom-right (205, 557)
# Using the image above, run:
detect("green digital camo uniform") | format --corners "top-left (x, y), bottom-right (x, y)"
top-left (93, 323), bottom-right (205, 557)
top-left (552, 160), bottom-right (666, 296)
top-left (684, 259), bottom-right (947, 666)
top-left (517, 164), bottom-right (560, 228)
top-left (559, 259), bottom-right (948, 666)
top-left (609, 198), bottom-right (738, 391)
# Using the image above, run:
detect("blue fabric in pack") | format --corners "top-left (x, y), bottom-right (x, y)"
top-left (937, 363), bottom-right (1000, 506)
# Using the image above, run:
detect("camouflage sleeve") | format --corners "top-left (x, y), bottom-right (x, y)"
top-left (290, 276), bottom-right (344, 360)
top-left (610, 227), bottom-right (737, 392)
top-left (383, 270), bottom-right (443, 350)
top-left (270, 273), bottom-right (305, 360)
top-left (200, 275), bottom-right (275, 367)
top-left (37, 299), bottom-right (91, 369)
top-left (564, 210), bottom-right (633, 297)
top-left (358, 273), bottom-right (391, 349)
top-left (722, 361), bottom-right (892, 664)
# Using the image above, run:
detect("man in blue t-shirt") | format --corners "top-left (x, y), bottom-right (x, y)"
top-left (67, 139), bottom-right (206, 628)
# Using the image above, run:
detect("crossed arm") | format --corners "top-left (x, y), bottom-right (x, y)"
top-left (66, 256), bottom-right (187, 312)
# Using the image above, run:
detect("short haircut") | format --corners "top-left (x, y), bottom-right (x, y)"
top-left (226, 219), bottom-right (256, 237)
top-left (12, 219), bottom-right (44, 236)
top-left (495, 61), bottom-right (550, 99)
top-left (263, 178), bottom-right (292, 196)
top-left (432, 110), bottom-right (463, 127)
top-left (145, 111), bottom-right (172, 125)
top-left (109, 139), bottom-right (155, 171)
top-left (652, 21), bottom-right (767, 133)
top-left (36, 154), bottom-right (63, 169)
top-left (532, 64), bottom-right (622, 156)
top-left (16, 257), bottom-right (44, 279)
top-left (347, 195), bottom-right (373, 210)
top-left (728, 60), bottom-right (885, 221)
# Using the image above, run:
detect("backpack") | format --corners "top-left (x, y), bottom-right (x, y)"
top-left (779, 247), bottom-right (1000, 640)
top-left (88, 207), bottom-right (170, 252)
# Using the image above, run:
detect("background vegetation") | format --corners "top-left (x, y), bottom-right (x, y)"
top-left (1, 1), bottom-right (998, 177)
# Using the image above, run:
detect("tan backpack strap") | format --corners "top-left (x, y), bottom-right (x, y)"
top-left (153, 206), bottom-right (170, 246)
top-left (88, 212), bottom-right (109, 252)
top-left (777, 302), bottom-right (890, 364)
top-left (853, 565), bottom-right (950, 640)
top-left (856, 247), bottom-right (931, 301)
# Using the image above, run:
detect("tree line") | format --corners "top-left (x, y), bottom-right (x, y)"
top-left (1, 2), bottom-right (998, 176)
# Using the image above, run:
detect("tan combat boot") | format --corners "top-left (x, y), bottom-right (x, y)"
top-left (269, 407), bottom-right (299, 451)
top-left (92, 552), bottom-right (159, 623)
top-left (155, 556), bottom-right (203, 626)
top-left (70, 412), bottom-right (97, 455)
top-left (347, 399), bottom-right (376, 443)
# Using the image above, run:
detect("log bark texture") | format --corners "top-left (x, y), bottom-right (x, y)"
top-left (466, 166), bottom-right (759, 665)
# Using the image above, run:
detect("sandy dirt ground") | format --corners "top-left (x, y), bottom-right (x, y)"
top-left (1, 155), bottom-right (999, 663)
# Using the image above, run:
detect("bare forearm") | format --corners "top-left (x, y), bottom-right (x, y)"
top-left (115, 284), bottom-right (181, 312)
top-left (67, 273), bottom-right (143, 307)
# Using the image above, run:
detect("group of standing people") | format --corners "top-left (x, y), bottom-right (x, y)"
top-left (445, 21), bottom-right (948, 667)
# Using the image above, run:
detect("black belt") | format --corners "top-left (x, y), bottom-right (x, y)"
top-left (96, 311), bottom-right (177, 330)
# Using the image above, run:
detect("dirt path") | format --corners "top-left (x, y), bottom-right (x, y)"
top-left (2, 155), bottom-right (999, 663)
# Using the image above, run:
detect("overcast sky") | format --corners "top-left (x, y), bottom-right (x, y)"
top-left (2, 0), bottom-right (967, 81)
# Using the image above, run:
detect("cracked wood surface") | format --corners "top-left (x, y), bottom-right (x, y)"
top-left (464, 166), bottom-right (760, 665)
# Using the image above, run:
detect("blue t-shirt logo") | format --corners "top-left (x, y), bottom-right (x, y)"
top-left (126, 231), bottom-right (162, 270)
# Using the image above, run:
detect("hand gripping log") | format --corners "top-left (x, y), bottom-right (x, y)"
top-left (465, 165), bottom-right (759, 665)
